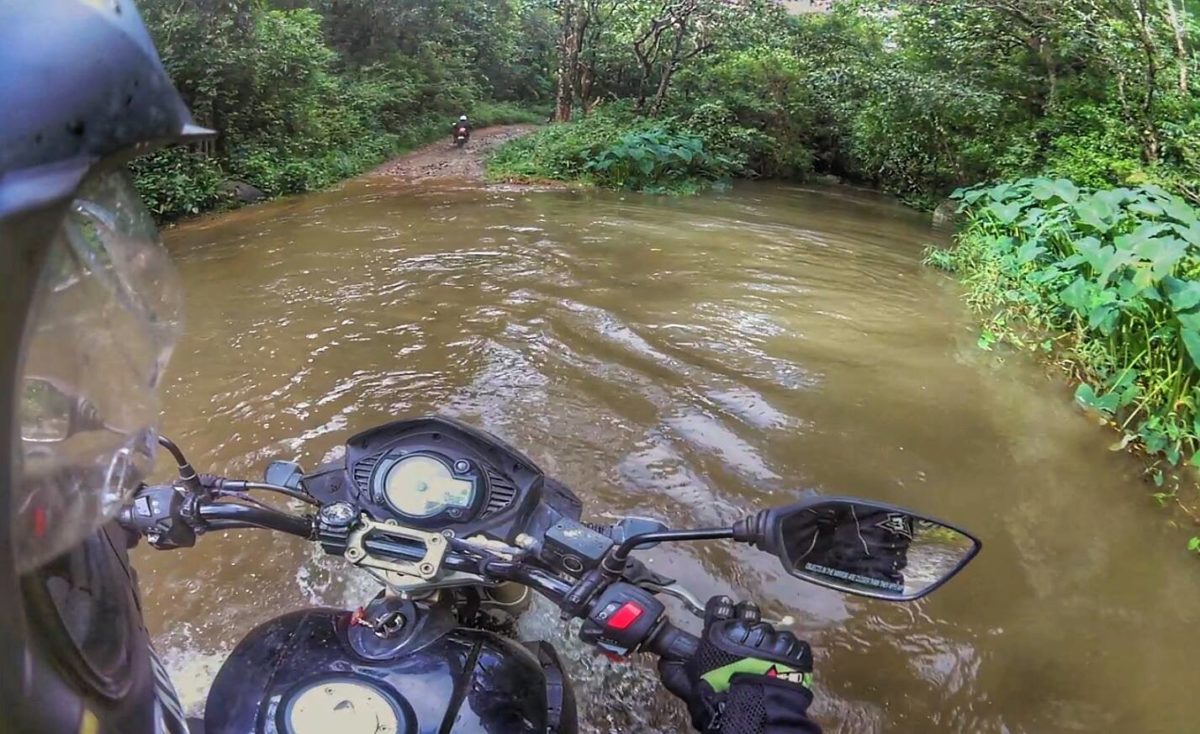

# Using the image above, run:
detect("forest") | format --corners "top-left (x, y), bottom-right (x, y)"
top-left (139, 1), bottom-right (1198, 212)
top-left (137, 1), bottom-right (1200, 485)
top-left (133, 0), bottom-right (555, 217)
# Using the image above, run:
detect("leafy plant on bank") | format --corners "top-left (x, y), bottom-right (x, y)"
top-left (489, 103), bottom-right (740, 193)
top-left (583, 129), bottom-right (735, 192)
top-left (927, 177), bottom-right (1200, 477)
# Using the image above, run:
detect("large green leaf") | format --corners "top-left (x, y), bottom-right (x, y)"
top-left (1074, 194), bottom-right (1117, 233)
top-left (1088, 301), bottom-right (1121, 334)
top-left (987, 182), bottom-right (1016, 202)
top-left (1101, 188), bottom-right (1136, 207)
top-left (1074, 236), bottom-right (1114, 275)
top-left (1075, 383), bottom-right (1119, 414)
top-left (1031, 178), bottom-right (1079, 205)
top-left (1098, 250), bottom-right (1135, 286)
top-left (1114, 222), bottom-right (1169, 251)
top-left (1058, 276), bottom-right (1092, 312)
top-left (1161, 276), bottom-right (1200, 312)
top-left (1181, 327), bottom-right (1200, 368)
top-left (1018, 207), bottom-right (1047, 230)
top-left (988, 200), bottom-right (1024, 224)
top-left (1162, 196), bottom-right (1198, 226)
top-left (1172, 222), bottom-right (1200, 247)
top-left (1175, 309), bottom-right (1200, 331)
top-left (1030, 179), bottom-right (1056, 201)
top-left (1016, 240), bottom-right (1046, 265)
top-left (1134, 236), bottom-right (1188, 280)
top-left (1032, 265), bottom-right (1068, 285)
top-left (1129, 199), bottom-right (1164, 217)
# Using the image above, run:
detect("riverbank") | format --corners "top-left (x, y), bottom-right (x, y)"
top-left (927, 177), bottom-right (1200, 547)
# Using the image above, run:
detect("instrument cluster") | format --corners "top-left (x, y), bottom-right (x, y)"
top-left (303, 417), bottom-right (582, 544)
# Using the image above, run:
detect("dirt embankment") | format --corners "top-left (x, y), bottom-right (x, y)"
top-left (370, 124), bottom-right (537, 183)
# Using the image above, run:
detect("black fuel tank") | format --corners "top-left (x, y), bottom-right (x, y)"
top-left (204, 606), bottom-right (576, 734)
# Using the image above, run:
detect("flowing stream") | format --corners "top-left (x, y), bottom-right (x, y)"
top-left (137, 178), bottom-right (1200, 733)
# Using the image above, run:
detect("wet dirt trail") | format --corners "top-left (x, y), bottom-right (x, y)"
top-left (371, 123), bottom-right (538, 183)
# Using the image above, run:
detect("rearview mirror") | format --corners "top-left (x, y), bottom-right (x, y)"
top-left (746, 498), bottom-right (980, 601)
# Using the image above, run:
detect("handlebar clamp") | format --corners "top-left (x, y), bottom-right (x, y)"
top-left (119, 485), bottom-right (198, 550)
top-left (578, 582), bottom-right (667, 658)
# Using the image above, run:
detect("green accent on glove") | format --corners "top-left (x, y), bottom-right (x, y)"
top-left (700, 659), bottom-right (813, 693)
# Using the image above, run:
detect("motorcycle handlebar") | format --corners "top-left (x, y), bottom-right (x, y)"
top-left (133, 484), bottom-right (696, 663)
top-left (644, 620), bottom-right (700, 662)
top-left (198, 502), bottom-right (313, 538)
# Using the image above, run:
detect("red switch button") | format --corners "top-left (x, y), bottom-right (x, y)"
top-left (607, 602), bottom-right (644, 631)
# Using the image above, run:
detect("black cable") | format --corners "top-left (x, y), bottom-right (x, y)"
top-left (158, 434), bottom-right (202, 492)
top-left (156, 434), bottom-right (189, 467)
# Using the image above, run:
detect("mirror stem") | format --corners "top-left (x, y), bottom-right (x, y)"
top-left (601, 527), bottom-right (733, 574)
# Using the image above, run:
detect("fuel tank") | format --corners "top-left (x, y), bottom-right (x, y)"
top-left (204, 603), bottom-right (576, 734)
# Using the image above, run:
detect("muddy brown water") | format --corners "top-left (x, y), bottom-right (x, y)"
top-left (138, 179), bottom-right (1199, 733)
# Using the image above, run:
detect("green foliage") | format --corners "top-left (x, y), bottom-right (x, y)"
top-left (488, 103), bottom-right (736, 193)
top-left (132, 0), bottom-right (555, 219)
top-left (584, 128), bottom-right (734, 192)
top-left (781, 0), bottom-right (1200, 204)
top-left (671, 48), bottom-right (816, 179)
top-left (934, 177), bottom-right (1200, 468)
top-left (133, 0), bottom-right (1200, 212)
top-left (129, 148), bottom-right (225, 218)
top-left (487, 103), bottom-right (642, 183)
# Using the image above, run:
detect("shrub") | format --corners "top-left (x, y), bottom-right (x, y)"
top-left (932, 177), bottom-right (1200, 473)
top-left (584, 128), bottom-right (736, 193)
top-left (130, 148), bottom-right (224, 219)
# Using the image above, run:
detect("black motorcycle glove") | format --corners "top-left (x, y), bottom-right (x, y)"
top-left (658, 596), bottom-right (822, 734)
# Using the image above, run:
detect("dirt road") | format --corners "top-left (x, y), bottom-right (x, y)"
top-left (371, 124), bottom-right (537, 183)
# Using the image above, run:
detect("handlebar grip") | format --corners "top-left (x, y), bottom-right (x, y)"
top-left (645, 620), bottom-right (699, 662)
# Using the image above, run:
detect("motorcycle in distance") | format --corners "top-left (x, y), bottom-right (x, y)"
top-left (453, 123), bottom-right (470, 148)
top-left (121, 416), bottom-right (982, 734)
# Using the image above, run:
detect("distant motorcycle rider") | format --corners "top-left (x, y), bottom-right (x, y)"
top-left (452, 114), bottom-right (471, 139)
top-left (0, 3), bottom-right (823, 733)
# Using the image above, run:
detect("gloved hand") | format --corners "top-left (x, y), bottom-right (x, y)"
top-left (658, 596), bottom-right (822, 734)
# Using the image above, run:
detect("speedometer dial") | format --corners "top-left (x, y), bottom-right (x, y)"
top-left (382, 455), bottom-right (475, 518)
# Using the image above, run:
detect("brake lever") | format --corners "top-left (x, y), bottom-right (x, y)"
top-left (648, 582), bottom-right (706, 618)
top-left (647, 581), bottom-right (796, 627)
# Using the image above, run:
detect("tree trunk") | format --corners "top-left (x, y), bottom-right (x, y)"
top-left (1164, 0), bottom-right (1189, 93)
top-left (554, 1), bottom-right (576, 122)
top-left (649, 62), bottom-right (674, 117)
top-left (579, 61), bottom-right (596, 115)
top-left (1131, 0), bottom-right (1161, 162)
top-left (568, 9), bottom-right (589, 114)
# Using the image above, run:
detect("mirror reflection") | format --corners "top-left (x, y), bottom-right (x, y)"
top-left (779, 500), bottom-right (978, 600)
top-left (20, 378), bottom-right (79, 443)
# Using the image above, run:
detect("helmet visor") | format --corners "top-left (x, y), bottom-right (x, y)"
top-left (14, 168), bottom-right (181, 573)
